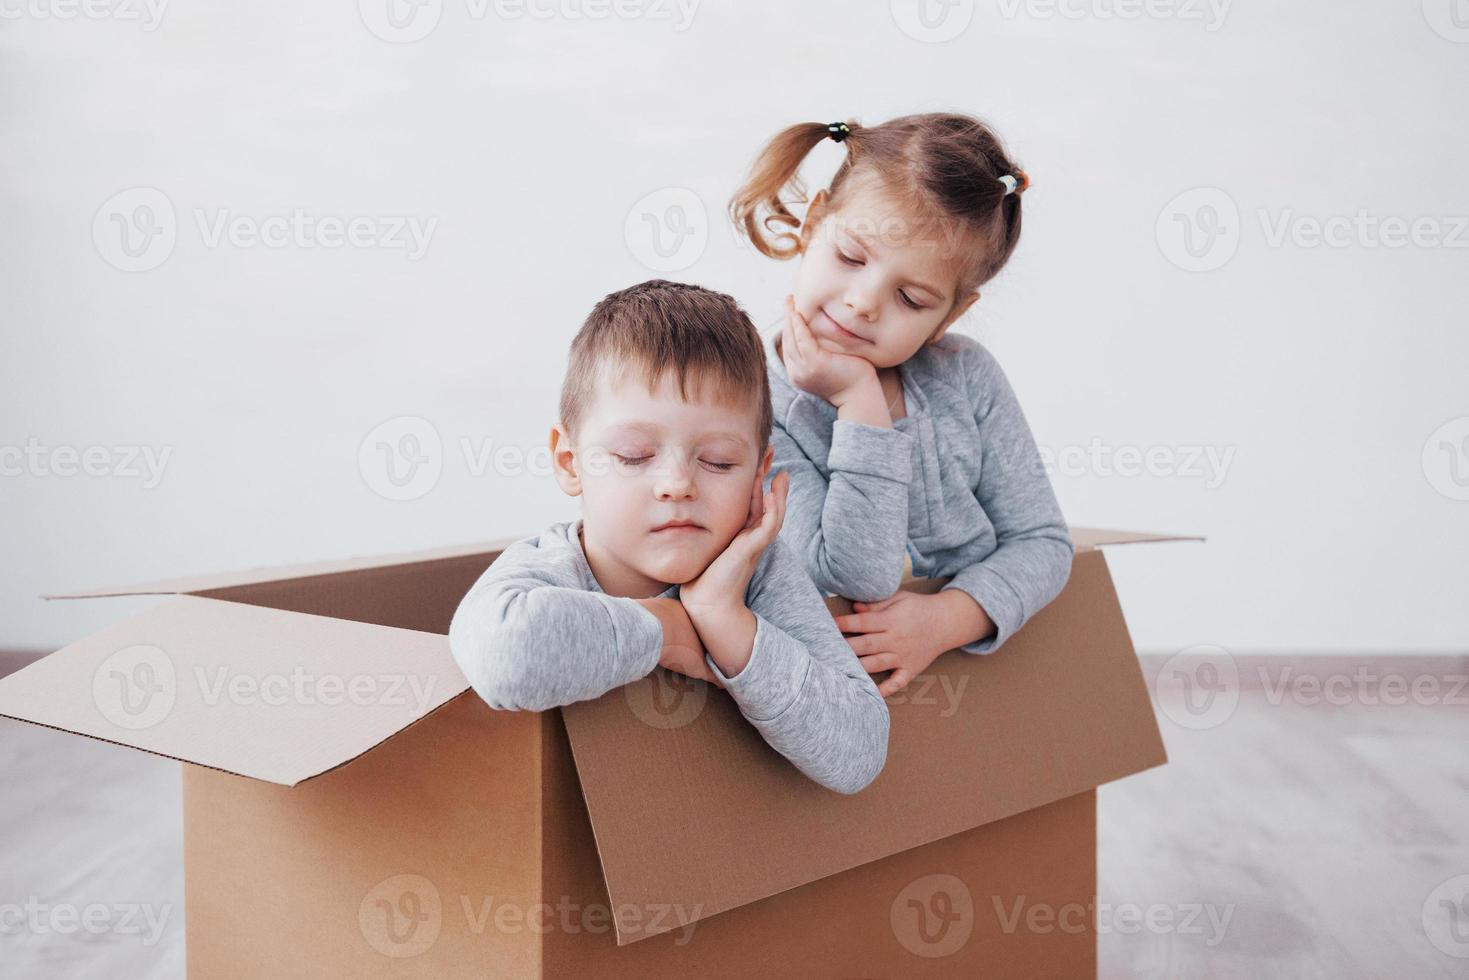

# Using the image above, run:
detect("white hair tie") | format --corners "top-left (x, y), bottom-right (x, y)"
top-left (998, 170), bottom-right (1030, 196)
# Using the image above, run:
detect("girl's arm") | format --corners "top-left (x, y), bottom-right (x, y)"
top-left (770, 395), bottom-right (915, 602)
top-left (941, 341), bottom-right (1074, 654)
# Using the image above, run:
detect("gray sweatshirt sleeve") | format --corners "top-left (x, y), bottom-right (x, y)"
top-left (770, 367), bottom-right (915, 602)
top-left (448, 539), bottom-right (663, 711)
top-left (941, 344), bottom-right (1074, 654)
top-left (700, 538), bottom-right (891, 795)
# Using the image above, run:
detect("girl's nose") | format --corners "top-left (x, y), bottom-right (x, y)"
top-left (844, 284), bottom-right (879, 320)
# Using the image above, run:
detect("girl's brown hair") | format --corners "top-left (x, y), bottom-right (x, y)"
top-left (729, 112), bottom-right (1027, 292)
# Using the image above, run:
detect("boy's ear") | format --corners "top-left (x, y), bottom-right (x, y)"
top-left (549, 423), bottom-right (582, 497)
top-left (758, 443), bottom-right (774, 481)
top-left (929, 289), bottom-right (980, 344)
top-left (797, 189), bottom-right (830, 254)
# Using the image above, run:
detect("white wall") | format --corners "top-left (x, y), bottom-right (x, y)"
top-left (2, 0), bottom-right (1465, 653)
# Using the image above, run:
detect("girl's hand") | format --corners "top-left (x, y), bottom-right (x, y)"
top-left (780, 295), bottom-right (879, 408)
top-left (834, 590), bottom-right (991, 697)
top-left (680, 470), bottom-right (790, 622)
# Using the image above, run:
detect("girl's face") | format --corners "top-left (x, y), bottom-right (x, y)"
top-left (793, 180), bottom-right (979, 369)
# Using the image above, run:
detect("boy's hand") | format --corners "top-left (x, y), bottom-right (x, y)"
top-left (781, 295), bottom-right (880, 410)
top-left (834, 590), bottom-right (994, 697)
top-left (680, 470), bottom-right (790, 623)
top-left (637, 597), bottom-right (725, 689)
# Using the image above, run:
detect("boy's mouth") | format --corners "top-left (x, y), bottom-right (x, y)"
top-left (651, 519), bottom-right (704, 533)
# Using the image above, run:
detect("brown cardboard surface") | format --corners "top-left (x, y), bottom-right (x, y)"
top-left (561, 549), bottom-right (1165, 945)
top-left (182, 691), bottom-right (1097, 978)
top-left (184, 693), bottom-right (545, 978)
top-left (0, 595), bottom-right (466, 785)
top-left (541, 705), bottom-right (1098, 977)
top-left (44, 537), bottom-right (517, 599)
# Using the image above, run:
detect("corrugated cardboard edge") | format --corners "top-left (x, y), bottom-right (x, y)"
top-left (1072, 528), bottom-right (1204, 551)
top-left (42, 536), bottom-right (523, 599)
top-left (40, 527), bottom-right (1199, 600)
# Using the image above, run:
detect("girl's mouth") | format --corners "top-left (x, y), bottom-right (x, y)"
top-left (818, 309), bottom-right (868, 344)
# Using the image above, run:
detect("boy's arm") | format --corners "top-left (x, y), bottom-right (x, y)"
top-left (688, 538), bottom-right (891, 795)
top-left (448, 545), bottom-right (665, 711)
top-left (941, 344), bottom-right (1074, 654)
top-left (771, 404), bottom-right (914, 602)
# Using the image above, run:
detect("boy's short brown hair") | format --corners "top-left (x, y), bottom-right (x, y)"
top-left (559, 280), bottom-right (773, 454)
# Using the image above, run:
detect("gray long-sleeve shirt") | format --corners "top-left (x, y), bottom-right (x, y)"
top-left (767, 330), bottom-right (1074, 654)
top-left (447, 519), bottom-right (890, 794)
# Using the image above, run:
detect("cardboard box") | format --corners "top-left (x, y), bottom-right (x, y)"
top-left (0, 528), bottom-right (1190, 977)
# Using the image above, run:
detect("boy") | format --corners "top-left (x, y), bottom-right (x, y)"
top-left (448, 280), bottom-right (889, 795)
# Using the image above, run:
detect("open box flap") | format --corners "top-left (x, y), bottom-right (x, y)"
top-left (560, 548), bottom-right (1168, 946)
top-left (0, 595), bottom-right (468, 786)
top-left (43, 538), bottom-right (520, 600)
top-left (1071, 526), bottom-right (1204, 551)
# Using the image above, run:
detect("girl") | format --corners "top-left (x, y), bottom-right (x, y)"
top-left (729, 112), bottom-right (1073, 698)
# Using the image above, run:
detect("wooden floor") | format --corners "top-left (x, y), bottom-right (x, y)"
top-left (0, 652), bottom-right (1465, 978)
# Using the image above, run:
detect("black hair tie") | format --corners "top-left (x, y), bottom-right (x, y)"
top-left (826, 121), bottom-right (851, 143)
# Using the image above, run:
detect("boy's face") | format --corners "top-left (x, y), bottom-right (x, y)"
top-left (793, 180), bottom-right (979, 369)
top-left (551, 367), bottom-right (773, 598)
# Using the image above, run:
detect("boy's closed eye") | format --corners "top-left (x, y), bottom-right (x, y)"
top-left (612, 450), bottom-right (740, 472)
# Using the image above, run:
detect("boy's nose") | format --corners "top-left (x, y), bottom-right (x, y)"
top-left (653, 451), bottom-right (697, 500)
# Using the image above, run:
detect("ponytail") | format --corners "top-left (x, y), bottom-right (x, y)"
top-left (729, 120), bottom-right (857, 260)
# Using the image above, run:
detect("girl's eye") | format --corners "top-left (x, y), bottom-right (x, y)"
top-left (899, 289), bottom-right (925, 311)
top-left (701, 460), bottom-right (737, 472)
top-left (614, 454), bottom-right (652, 466)
top-left (836, 249), bottom-right (863, 267)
